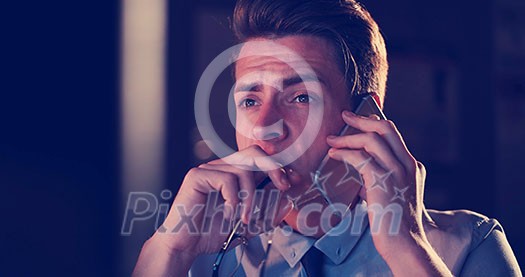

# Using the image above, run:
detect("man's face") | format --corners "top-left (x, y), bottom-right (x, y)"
top-left (234, 35), bottom-right (351, 188)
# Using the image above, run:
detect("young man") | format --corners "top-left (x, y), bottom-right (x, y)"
top-left (134, 0), bottom-right (521, 275)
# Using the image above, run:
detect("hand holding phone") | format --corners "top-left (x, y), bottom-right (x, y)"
top-left (294, 93), bottom-right (386, 214)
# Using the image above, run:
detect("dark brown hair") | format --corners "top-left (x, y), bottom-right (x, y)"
top-left (232, 0), bottom-right (388, 104)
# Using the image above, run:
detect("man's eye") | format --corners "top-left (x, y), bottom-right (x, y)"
top-left (239, 98), bottom-right (258, 108)
top-left (293, 94), bottom-right (312, 103)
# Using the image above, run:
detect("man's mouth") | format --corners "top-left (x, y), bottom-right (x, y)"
top-left (252, 143), bottom-right (284, 157)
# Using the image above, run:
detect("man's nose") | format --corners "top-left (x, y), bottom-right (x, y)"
top-left (252, 105), bottom-right (286, 141)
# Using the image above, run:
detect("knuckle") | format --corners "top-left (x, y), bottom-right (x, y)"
top-left (369, 132), bottom-right (381, 142)
top-left (358, 149), bottom-right (369, 160)
top-left (392, 164), bottom-right (405, 178)
top-left (221, 172), bottom-right (238, 184)
top-left (384, 120), bottom-right (396, 132)
top-left (340, 136), bottom-right (351, 146)
top-left (187, 167), bottom-right (200, 177)
top-left (364, 133), bottom-right (381, 150)
top-left (247, 144), bottom-right (264, 155)
top-left (237, 167), bottom-right (249, 177)
top-left (355, 119), bottom-right (365, 129)
top-left (417, 161), bottom-right (426, 172)
top-left (407, 158), bottom-right (418, 175)
top-left (228, 196), bottom-right (239, 205)
top-left (238, 170), bottom-right (253, 185)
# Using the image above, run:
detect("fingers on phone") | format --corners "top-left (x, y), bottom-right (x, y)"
top-left (369, 114), bottom-right (381, 120)
top-left (327, 133), bottom-right (405, 180)
top-left (327, 148), bottom-right (389, 192)
top-left (340, 110), bottom-right (417, 178)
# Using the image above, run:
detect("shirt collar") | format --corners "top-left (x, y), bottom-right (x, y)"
top-left (270, 200), bottom-right (369, 267)
top-left (268, 227), bottom-right (315, 268)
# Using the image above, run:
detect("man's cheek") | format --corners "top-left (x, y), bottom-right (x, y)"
top-left (235, 132), bottom-right (251, 150)
top-left (235, 121), bottom-right (254, 149)
top-left (235, 118), bottom-right (253, 138)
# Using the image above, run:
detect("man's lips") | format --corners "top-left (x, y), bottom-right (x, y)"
top-left (252, 143), bottom-right (284, 156)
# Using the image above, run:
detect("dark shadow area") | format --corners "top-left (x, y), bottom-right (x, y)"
top-left (1, 1), bottom-right (120, 276)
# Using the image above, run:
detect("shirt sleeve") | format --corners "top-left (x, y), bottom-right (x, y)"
top-left (459, 219), bottom-right (522, 276)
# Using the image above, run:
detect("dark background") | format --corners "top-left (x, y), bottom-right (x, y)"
top-left (2, 0), bottom-right (524, 276)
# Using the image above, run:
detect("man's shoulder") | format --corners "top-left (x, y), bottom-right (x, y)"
top-left (424, 209), bottom-right (504, 274)
top-left (426, 208), bottom-right (502, 243)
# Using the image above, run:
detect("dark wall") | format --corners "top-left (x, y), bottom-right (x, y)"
top-left (1, 1), bottom-right (120, 276)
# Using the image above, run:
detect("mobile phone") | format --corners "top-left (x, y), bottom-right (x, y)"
top-left (295, 93), bottom-right (386, 213)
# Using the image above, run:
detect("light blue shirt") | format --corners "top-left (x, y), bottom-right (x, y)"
top-left (190, 201), bottom-right (521, 276)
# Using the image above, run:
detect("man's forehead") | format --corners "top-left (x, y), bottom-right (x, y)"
top-left (235, 36), bottom-right (331, 65)
top-left (235, 52), bottom-right (311, 78)
top-left (232, 36), bottom-right (346, 93)
top-left (240, 36), bottom-right (311, 55)
top-left (234, 69), bottom-right (323, 91)
top-left (235, 56), bottom-right (322, 89)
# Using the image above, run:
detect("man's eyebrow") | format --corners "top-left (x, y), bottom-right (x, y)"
top-left (282, 74), bottom-right (326, 88)
top-left (235, 82), bottom-right (260, 92)
top-left (235, 74), bottom-right (326, 92)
